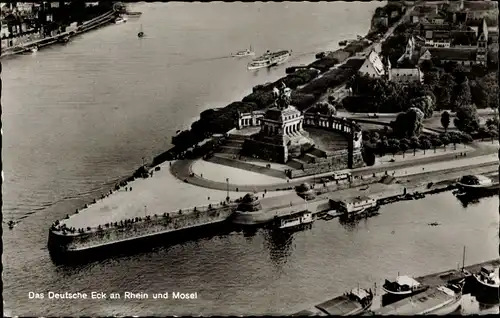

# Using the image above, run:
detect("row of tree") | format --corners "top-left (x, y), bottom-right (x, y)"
top-left (362, 131), bottom-right (475, 166)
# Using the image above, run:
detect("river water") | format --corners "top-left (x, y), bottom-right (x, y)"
top-left (2, 2), bottom-right (498, 316)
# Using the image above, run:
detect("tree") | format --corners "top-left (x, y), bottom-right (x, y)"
top-left (436, 73), bottom-right (455, 110)
top-left (420, 60), bottom-right (434, 73)
top-left (453, 104), bottom-right (480, 133)
top-left (411, 95), bottom-right (435, 119)
top-left (451, 64), bottom-right (468, 84)
top-left (488, 128), bottom-right (498, 144)
top-left (420, 138), bottom-right (432, 155)
top-left (451, 80), bottom-right (472, 111)
top-left (431, 137), bottom-right (442, 153)
top-left (391, 107), bottom-right (425, 138)
top-left (399, 138), bottom-right (410, 158)
top-left (362, 143), bottom-right (376, 166)
top-left (486, 117), bottom-right (499, 130)
top-left (448, 132), bottom-right (461, 150)
top-left (440, 134), bottom-right (450, 151)
top-left (440, 111), bottom-right (451, 132)
top-left (388, 139), bottom-right (400, 157)
top-left (410, 136), bottom-right (420, 156)
top-left (423, 70), bottom-right (440, 89)
top-left (478, 126), bottom-right (489, 141)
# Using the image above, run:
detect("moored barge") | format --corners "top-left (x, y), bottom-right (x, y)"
top-left (293, 287), bottom-right (374, 316)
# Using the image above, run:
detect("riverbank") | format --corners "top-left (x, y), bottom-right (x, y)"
top-left (0, 9), bottom-right (118, 59)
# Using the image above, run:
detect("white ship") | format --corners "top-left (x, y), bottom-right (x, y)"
top-left (247, 50), bottom-right (291, 70)
top-left (232, 45), bottom-right (255, 57)
top-left (275, 210), bottom-right (314, 230)
top-left (374, 282), bottom-right (464, 315)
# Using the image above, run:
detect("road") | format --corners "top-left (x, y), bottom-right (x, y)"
top-left (170, 146), bottom-right (497, 192)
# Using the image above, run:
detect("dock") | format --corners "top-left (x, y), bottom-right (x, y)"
top-left (415, 259), bottom-right (500, 287)
top-left (293, 259), bottom-right (499, 316)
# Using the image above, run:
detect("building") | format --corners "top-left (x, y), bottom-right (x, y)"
top-left (476, 19), bottom-right (488, 65)
top-left (330, 195), bottom-right (377, 214)
top-left (359, 50), bottom-right (385, 78)
top-left (424, 31), bottom-right (451, 47)
top-left (388, 67), bottom-right (424, 84)
top-left (397, 36), bottom-right (417, 63)
top-left (242, 83), bottom-right (315, 163)
top-left (418, 47), bottom-right (479, 66)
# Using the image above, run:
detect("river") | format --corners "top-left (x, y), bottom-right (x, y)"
top-left (2, 2), bottom-right (498, 316)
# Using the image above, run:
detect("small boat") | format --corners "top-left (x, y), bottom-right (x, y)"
top-left (382, 275), bottom-right (428, 296)
top-left (428, 222), bottom-right (440, 226)
top-left (232, 45), bottom-right (255, 57)
top-left (372, 281), bottom-right (464, 315)
top-left (293, 287), bottom-right (374, 316)
top-left (115, 16), bottom-right (127, 24)
top-left (126, 11), bottom-right (142, 18)
top-left (137, 24), bottom-right (144, 38)
top-left (7, 220), bottom-right (16, 229)
top-left (30, 46), bottom-right (38, 53)
top-left (57, 36), bottom-right (70, 44)
top-left (339, 40), bottom-right (349, 46)
top-left (473, 265), bottom-right (500, 291)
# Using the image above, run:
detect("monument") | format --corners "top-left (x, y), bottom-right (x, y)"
top-left (242, 82), bottom-right (315, 163)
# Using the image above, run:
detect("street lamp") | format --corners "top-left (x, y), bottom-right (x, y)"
top-left (144, 205), bottom-right (147, 217)
top-left (142, 156), bottom-right (145, 167)
top-left (226, 178), bottom-right (230, 202)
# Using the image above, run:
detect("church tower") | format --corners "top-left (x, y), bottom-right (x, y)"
top-left (476, 19), bottom-right (488, 66)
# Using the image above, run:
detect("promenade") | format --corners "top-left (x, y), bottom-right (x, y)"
top-left (171, 145), bottom-right (497, 192)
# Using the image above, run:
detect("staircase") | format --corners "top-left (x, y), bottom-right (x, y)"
top-left (218, 134), bottom-right (246, 156)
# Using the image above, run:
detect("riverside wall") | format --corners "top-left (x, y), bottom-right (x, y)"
top-left (48, 203), bottom-right (237, 253)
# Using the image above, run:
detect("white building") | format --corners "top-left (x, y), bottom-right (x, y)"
top-left (424, 32), bottom-right (451, 48)
top-left (388, 67), bottom-right (424, 84)
top-left (359, 50), bottom-right (385, 78)
top-left (334, 196), bottom-right (377, 213)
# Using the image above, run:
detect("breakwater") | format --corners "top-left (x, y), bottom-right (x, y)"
top-left (48, 201), bottom-right (237, 258)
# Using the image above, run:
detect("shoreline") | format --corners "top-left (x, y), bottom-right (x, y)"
top-left (0, 9), bottom-right (118, 59)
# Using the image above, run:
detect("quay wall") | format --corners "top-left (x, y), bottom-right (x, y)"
top-left (49, 204), bottom-right (237, 253)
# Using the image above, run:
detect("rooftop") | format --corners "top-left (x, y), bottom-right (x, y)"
top-left (420, 47), bottom-right (477, 61)
top-left (396, 275), bottom-right (421, 287)
top-left (345, 195), bottom-right (374, 204)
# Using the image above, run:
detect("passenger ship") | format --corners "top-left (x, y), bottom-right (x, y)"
top-left (247, 50), bottom-right (291, 70)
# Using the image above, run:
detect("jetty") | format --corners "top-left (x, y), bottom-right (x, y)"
top-left (47, 150), bottom-right (498, 257)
